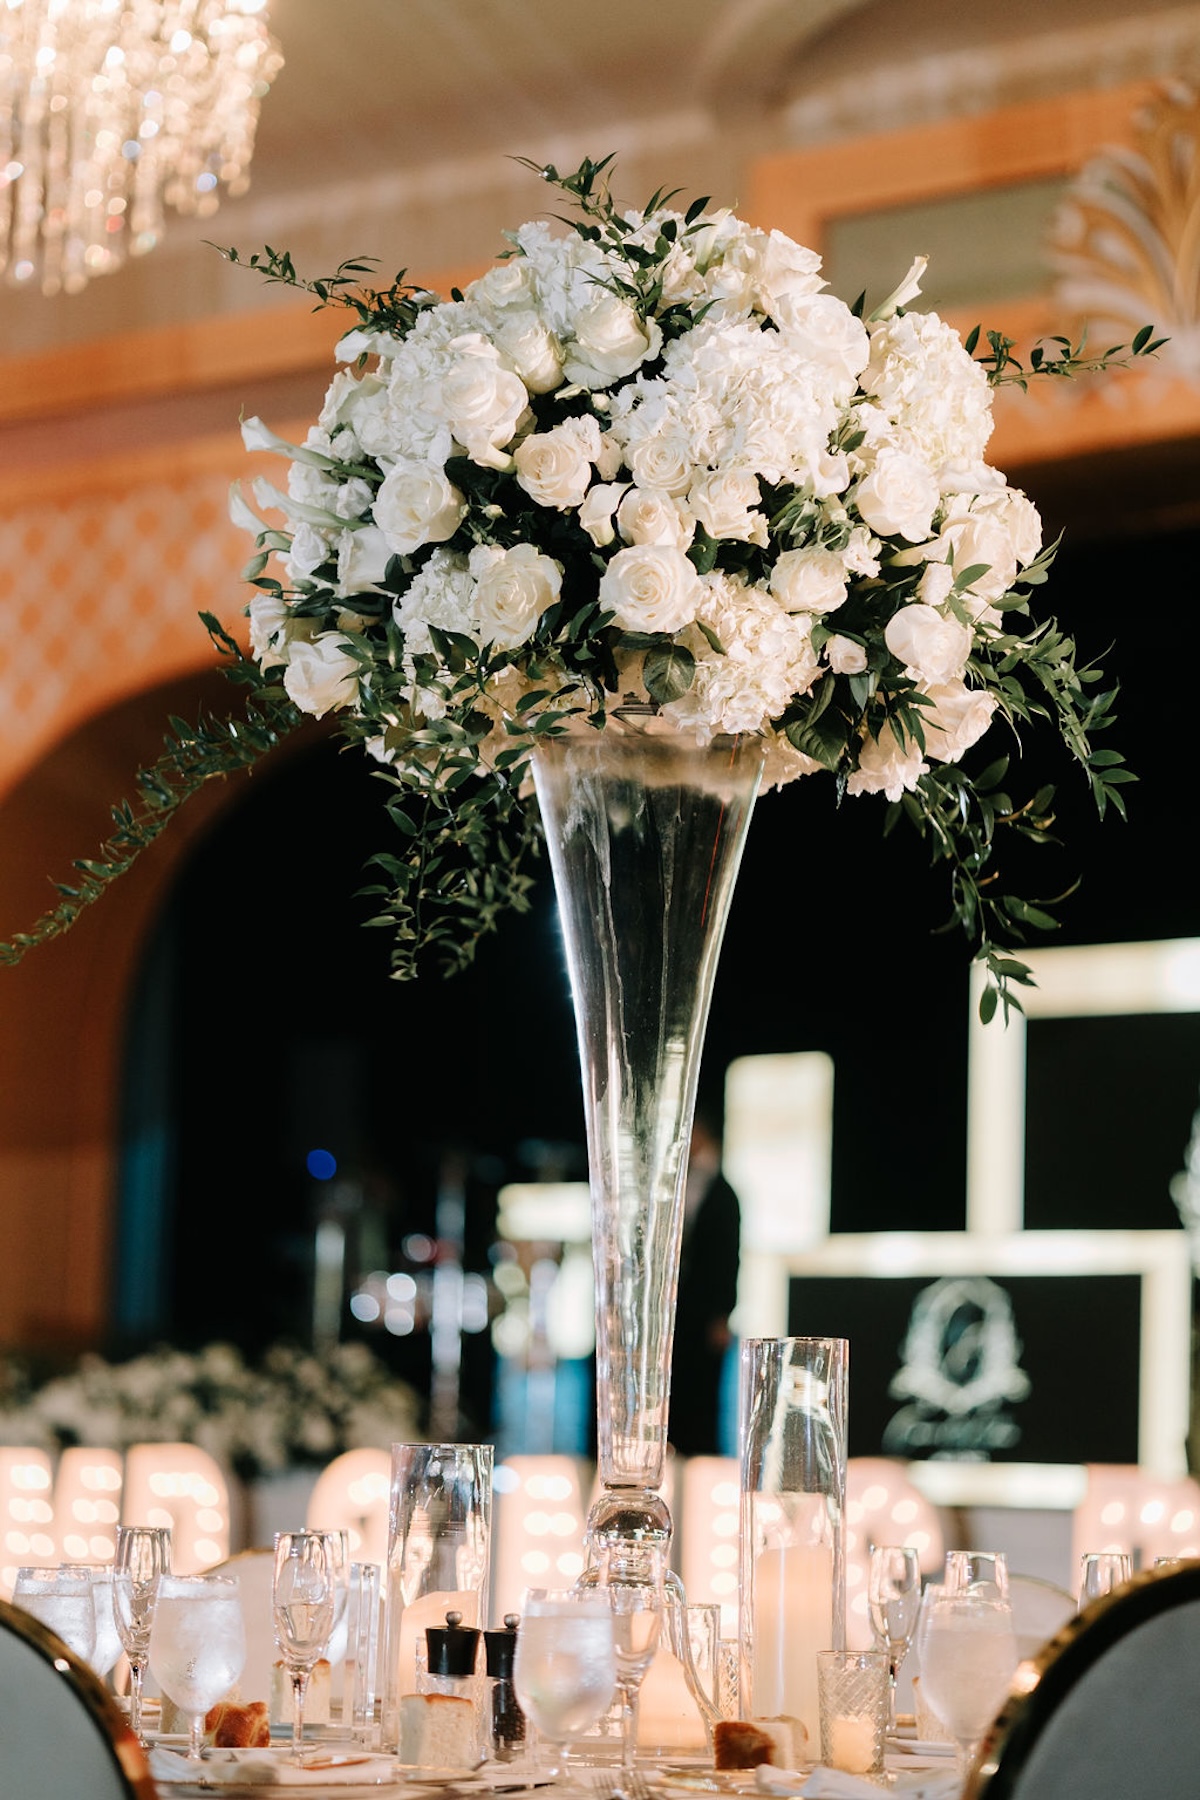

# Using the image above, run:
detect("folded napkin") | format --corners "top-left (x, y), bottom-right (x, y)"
top-left (754, 1764), bottom-right (960, 1800)
top-left (148, 1746), bottom-right (403, 1787)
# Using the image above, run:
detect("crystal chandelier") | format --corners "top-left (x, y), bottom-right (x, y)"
top-left (0, 0), bottom-right (283, 296)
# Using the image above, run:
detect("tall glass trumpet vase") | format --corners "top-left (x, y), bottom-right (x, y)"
top-left (531, 712), bottom-right (764, 1558)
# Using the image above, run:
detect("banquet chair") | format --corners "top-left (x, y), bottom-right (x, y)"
top-left (972, 1561), bottom-right (1200, 1799)
top-left (0, 1596), bottom-right (156, 1799)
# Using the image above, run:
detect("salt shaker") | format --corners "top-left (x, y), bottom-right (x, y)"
top-left (422, 1609), bottom-right (482, 1702)
top-left (483, 1613), bottom-right (525, 1761)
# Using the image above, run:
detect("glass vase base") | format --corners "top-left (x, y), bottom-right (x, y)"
top-left (586, 1487), bottom-right (673, 1556)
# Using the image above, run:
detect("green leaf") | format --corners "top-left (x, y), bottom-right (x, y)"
top-left (643, 644), bottom-right (696, 704)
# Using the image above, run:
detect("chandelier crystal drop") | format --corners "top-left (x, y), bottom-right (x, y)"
top-left (0, 0), bottom-right (283, 296)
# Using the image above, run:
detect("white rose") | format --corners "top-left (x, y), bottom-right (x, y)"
top-left (472, 542), bottom-right (562, 651)
top-left (826, 634), bottom-right (868, 675)
top-left (936, 507), bottom-right (1018, 601)
top-left (563, 293), bottom-right (662, 387)
top-left (846, 720), bottom-right (928, 801)
top-left (885, 603), bottom-right (973, 685)
top-left (770, 548), bottom-right (848, 614)
top-left (597, 544), bottom-right (703, 633)
top-left (373, 460), bottom-right (466, 555)
top-left (579, 481), bottom-right (630, 547)
top-left (626, 431), bottom-right (695, 497)
top-left (921, 681), bottom-right (998, 764)
top-left (491, 309), bottom-right (564, 394)
top-left (434, 333), bottom-right (530, 465)
top-left (513, 418), bottom-right (598, 510)
top-left (337, 524), bottom-right (394, 594)
top-left (617, 486), bottom-right (695, 549)
top-left (854, 449), bottom-right (939, 542)
top-left (774, 291), bottom-right (871, 384)
top-left (282, 633), bottom-right (360, 718)
top-left (689, 468), bottom-right (767, 544)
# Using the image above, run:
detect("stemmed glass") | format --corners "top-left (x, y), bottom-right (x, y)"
top-left (86, 1566), bottom-right (124, 1684)
top-left (594, 1542), bottom-right (666, 1779)
top-left (1078, 1551), bottom-right (1132, 1606)
top-left (867, 1544), bottom-right (922, 1730)
top-left (943, 1551), bottom-right (1009, 1601)
top-left (914, 1579), bottom-right (1019, 1782)
top-left (113, 1525), bottom-right (172, 1744)
top-left (512, 1588), bottom-right (617, 1781)
top-left (12, 1565), bottom-right (98, 1663)
top-left (149, 1574), bottom-right (246, 1765)
top-left (273, 1529), bottom-right (336, 1760)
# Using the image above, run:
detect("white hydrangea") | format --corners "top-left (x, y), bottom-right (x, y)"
top-left (664, 573), bottom-right (821, 738)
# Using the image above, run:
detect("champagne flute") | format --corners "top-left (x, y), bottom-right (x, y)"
top-left (149, 1574), bottom-right (246, 1764)
top-left (12, 1565), bottom-right (98, 1663)
top-left (512, 1588), bottom-right (617, 1781)
top-left (113, 1525), bottom-right (172, 1743)
top-left (867, 1544), bottom-right (921, 1730)
top-left (1078, 1550), bottom-right (1133, 1606)
top-left (274, 1529), bottom-right (336, 1760)
top-left (594, 1542), bottom-right (666, 1779)
top-left (915, 1584), bottom-right (1019, 1783)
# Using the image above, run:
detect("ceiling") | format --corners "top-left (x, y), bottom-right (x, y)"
top-left (1, 0), bottom-right (1194, 358)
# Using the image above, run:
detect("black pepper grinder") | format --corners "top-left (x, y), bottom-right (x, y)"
top-left (483, 1612), bottom-right (526, 1761)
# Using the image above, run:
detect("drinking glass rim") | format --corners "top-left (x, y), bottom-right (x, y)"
top-left (14, 1564), bottom-right (95, 1588)
top-left (155, 1573), bottom-right (239, 1593)
top-left (520, 1587), bottom-right (611, 1614)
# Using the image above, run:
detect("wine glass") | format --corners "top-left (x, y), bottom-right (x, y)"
top-left (1078, 1550), bottom-right (1133, 1606)
top-left (113, 1525), bottom-right (172, 1744)
top-left (12, 1565), bottom-right (98, 1663)
top-left (149, 1574), bottom-right (246, 1764)
top-left (594, 1541), bottom-right (666, 1779)
top-left (866, 1544), bottom-right (921, 1730)
top-left (316, 1526), bottom-right (351, 1694)
top-left (914, 1583), bottom-right (1019, 1782)
top-left (512, 1588), bottom-right (617, 1781)
top-left (273, 1529), bottom-right (336, 1760)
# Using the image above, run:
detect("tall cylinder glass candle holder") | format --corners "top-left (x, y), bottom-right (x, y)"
top-left (738, 1337), bottom-right (848, 1749)
top-left (380, 1442), bottom-right (493, 1752)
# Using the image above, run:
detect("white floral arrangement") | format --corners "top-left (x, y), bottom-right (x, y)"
top-left (0, 1338), bottom-right (422, 1481)
top-left (2, 156), bottom-right (1152, 1014)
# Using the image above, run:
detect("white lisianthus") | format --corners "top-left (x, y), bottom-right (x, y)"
top-left (579, 481), bottom-right (630, 547)
top-left (846, 720), bottom-right (928, 801)
top-left (885, 603), bottom-right (973, 685)
top-left (854, 449), bottom-right (939, 542)
top-left (470, 542), bottom-right (563, 650)
top-left (514, 416), bottom-right (601, 510)
top-left (248, 592), bottom-right (293, 669)
top-left (617, 486), bottom-right (695, 549)
top-left (337, 524), bottom-right (394, 594)
top-left (689, 468), bottom-right (768, 544)
top-left (563, 293), bottom-right (663, 387)
top-left (826, 635), bottom-right (869, 675)
top-left (282, 633), bottom-right (361, 717)
top-left (374, 460), bottom-right (466, 555)
top-left (284, 522), bottom-right (334, 584)
top-left (921, 681), bottom-right (998, 763)
top-left (597, 544), bottom-right (703, 633)
top-left (770, 547), bottom-right (849, 615)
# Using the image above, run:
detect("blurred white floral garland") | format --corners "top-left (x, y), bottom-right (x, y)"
top-left (0, 1338), bottom-right (422, 1482)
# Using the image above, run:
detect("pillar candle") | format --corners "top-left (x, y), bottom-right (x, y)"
top-left (751, 1542), bottom-right (834, 1739)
